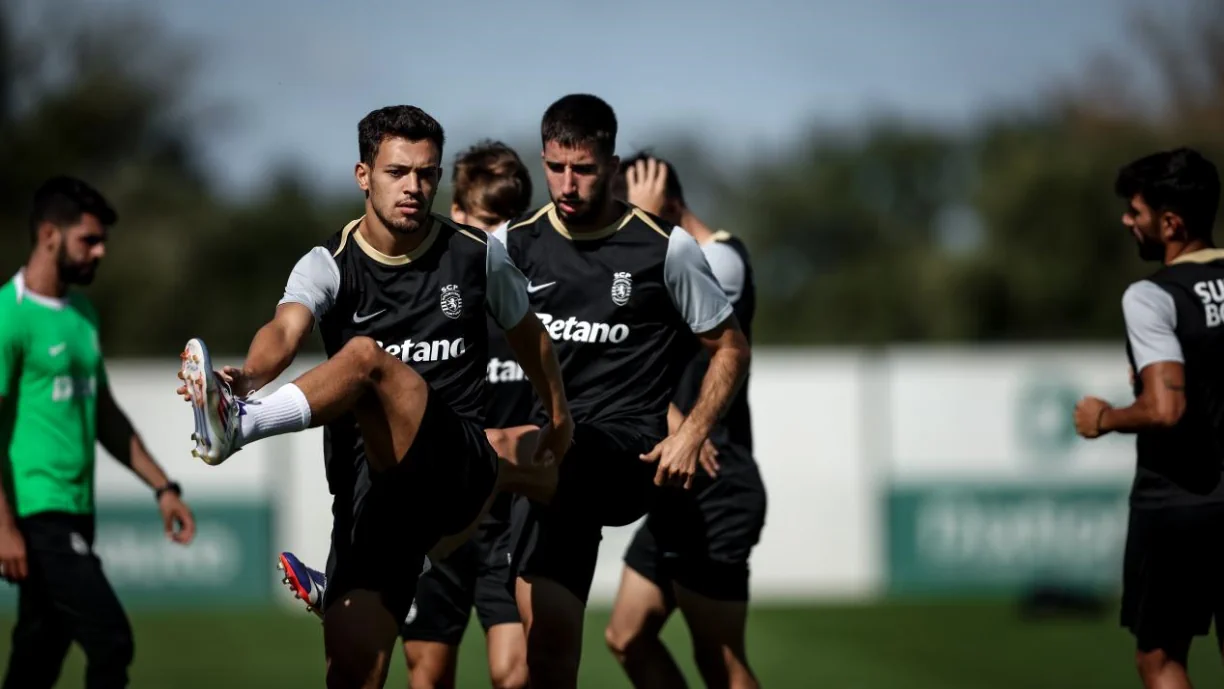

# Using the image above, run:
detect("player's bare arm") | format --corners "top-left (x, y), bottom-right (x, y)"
top-left (97, 378), bottom-right (196, 544)
top-left (225, 302), bottom-right (316, 397)
top-left (1075, 362), bottom-right (1186, 438)
top-left (668, 402), bottom-right (719, 477)
top-left (0, 393), bottom-right (25, 583)
top-left (644, 314), bottom-right (750, 488)
top-left (502, 310), bottom-right (573, 466)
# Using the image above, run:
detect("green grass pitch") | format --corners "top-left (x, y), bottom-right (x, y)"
top-left (5, 600), bottom-right (1221, 688)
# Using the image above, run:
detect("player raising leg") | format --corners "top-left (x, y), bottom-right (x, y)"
top-left (177, 106), bottom-right (570, 689)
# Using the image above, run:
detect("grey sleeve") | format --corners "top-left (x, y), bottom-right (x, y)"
top-left (278, 246), bottom-right (341, 321)
top-left (492, 221), bottom-right (509, 245)
top-left (701, 241), bottom-right (746, 304)
top-left (1122, 280), bottom-right (1183, 372)
top-left (664, 228), bottom-right (735, 334)
top-left (486, 235), bottom-right (530, 329)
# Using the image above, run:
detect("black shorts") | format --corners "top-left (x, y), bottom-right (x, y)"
top-left (624, 452), bottom-right (767, 603)
top-left (324, 388), bottom-right (500, 623)
top-left (1121, 502), bottom-right (1224, 652)
top-left (400, 494), bottom-right (519, 644)
top-left (509, 421), bottom-right (660, 604)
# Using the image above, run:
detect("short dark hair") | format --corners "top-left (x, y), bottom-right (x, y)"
top-left (540, 94), bottom-right (617, 158)
top-left (618, 151), bottom-right (686, 206)
top-left (1115, 147), bottom-right (1221, 239)
top-left (357, 105), bottom-right (446, 166)
top-left (29, 175), bottom-right (117, 242)
top-left (452, 140), bottom-right (533, 222)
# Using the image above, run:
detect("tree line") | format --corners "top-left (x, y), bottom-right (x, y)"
top-left (1, 1), bottom-right (1221, 354)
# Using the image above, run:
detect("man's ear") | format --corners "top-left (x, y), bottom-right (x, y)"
top-left (355, 162), bottom-right (371, 194)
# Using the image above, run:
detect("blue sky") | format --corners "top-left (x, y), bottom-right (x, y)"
top-left (84, 0), bottom-right (1151, 195)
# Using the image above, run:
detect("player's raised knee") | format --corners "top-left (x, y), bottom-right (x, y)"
top-left (488, 658), bottom-right (528, 689)
top-left (338, 336), bottom-right (385, 371)
top-left (604, 621), bottom-right (637, 664)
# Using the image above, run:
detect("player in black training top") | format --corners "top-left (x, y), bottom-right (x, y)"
top-left (1074, 147), bottom-right (1224, 689)
top-left (174, 106), bottom-right (571, 689)
top-left (396, 141), bottom-right (534, 689)
top-left (606, 153), bottom-right (766, 689)
top-left (489, 95), bottom-right (752, 689)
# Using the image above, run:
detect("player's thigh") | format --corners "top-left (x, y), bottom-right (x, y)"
top-left (673, 583), bottom-right (750, 654)
top-left (398, 395), bottom-right (500, 541)
top-left (559, 422), bottom-right (660, 527)
top-left (402, 641), bottom-right (459, 689)
top-left (516, 574), bottom-right (585, 668)
top-left (606, 562), bottom-right (674, 655)
top-left (334, 338), bottom-right (431, 471)
top-left (485, 623), bottom-right (527, 689)
top-left (508, 492), bottom-right (604, 605)
top-left (1122, 505), bottom-right (1224, 654)
top-left (323, 589), bottom-right (400, 689)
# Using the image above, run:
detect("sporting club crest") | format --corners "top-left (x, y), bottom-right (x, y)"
top-left (611, 272), bottom-right (632, 306)
top-left (440, 284), bottom-right (463, 319)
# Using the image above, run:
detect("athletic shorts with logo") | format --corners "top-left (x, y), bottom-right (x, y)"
top-left (508, 421), bottom-right (661, 604)
top-left (324, 388), bottom-right (499, 624)
top-left (624, 444), bottom-right (766, 603)
top-left (400, 493), bottom-right (518, 642)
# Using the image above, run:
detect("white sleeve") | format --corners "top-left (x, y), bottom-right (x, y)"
top-left (485, 234), bottom-right (530, 329)
top-left (663, 228), bottom-right (735, 334)
top-left (278, 246), bottom-right (341, 321)
top-left (701, 241), bottom-right (746, 304)
top-left (1123, 280), bottom-right (1183, 372)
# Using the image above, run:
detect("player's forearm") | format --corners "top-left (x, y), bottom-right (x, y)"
top-left (506, 316), bottom-right (571, 425)
top-left (1100, 398), bottom-right (1184, 434)
top-left (97, 395), bottom-right (170, 487)
top-left (667, 403), bottom-right (685, 435)
top-left (242, 321), bottom-right (301, 390)
top-left (679, 339), bottom-right (750, 439)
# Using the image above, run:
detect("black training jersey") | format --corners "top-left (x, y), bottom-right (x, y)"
top-left (672, 231), bottom-right (756, 458)
top-left (1123, 249), bottom-right (1224, 508)
top-left (498, 202), bottom-right (733, 435)
top-left (484, 312), bottom-right (535, 428)
top-left (278, 214), bottom-right (529, 498)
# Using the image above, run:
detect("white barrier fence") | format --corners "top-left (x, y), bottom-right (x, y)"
top-left (91, 345), bottom-right (1139, 607)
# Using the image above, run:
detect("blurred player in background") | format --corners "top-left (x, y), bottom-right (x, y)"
top-left (606, 154), bottom-right (765, 689)
top-left (177, 106), bottom-right (570, 689)
top-left (0, 176), bottom-right (196, 689)
top-left (1074, 147), bottom-right (1224, 689)
top-left (495, 94), bottom-right (751, 688)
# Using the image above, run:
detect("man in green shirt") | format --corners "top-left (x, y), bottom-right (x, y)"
top-left (0, 176), bottom-right (196, 689)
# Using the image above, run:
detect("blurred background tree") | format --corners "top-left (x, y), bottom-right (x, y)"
top-left (1, 0), bottom-right (1221, 354)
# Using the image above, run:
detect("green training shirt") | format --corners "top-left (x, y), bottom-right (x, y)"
top-left (0, 271), bottom-right (105, 518)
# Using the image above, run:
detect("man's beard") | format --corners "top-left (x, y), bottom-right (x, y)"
top-left (555, 183), bottom-right (609, 226)
top-left (1136, 235), bottom-right (1165, 262)
top-left (58, 247), bottom-right (97, 285)
top-left (373, 200), bottom-right (430, 235)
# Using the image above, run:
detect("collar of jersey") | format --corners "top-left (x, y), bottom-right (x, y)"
top-left (547, 202), bottom-right (636, 241)
top-left (13, 270), bottom-right (66, 310)
top-left (349, 216), bottom-right (441, 266)
top-left (1170, 248), bottom-right (1224, 265)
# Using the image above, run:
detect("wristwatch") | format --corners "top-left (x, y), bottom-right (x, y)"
top-left (155, 481), bottom-right (182, 500)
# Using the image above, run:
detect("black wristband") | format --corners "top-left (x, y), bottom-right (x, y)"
top-left (155, 481), bottom-right (182, 500)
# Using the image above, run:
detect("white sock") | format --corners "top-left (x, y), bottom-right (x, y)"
top-left (237, 383), bottom-right (312, 447)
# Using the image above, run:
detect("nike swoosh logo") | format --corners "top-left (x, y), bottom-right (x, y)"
top-left (526, 281), bottom-right (556, 294)
top-left (48, 343), bottom-right (67, 357)
top-left (352, 309), bottom-right (386, 324)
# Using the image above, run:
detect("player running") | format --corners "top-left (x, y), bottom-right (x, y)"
top-left (495, 94), bottom-right (752, 688)
top-left (606, 153), bottom-right (766, 689)
top-left (1, 176), bottom-right (196, 689)
top-left (1074, 147), bottom-right (1224, 689)
top-left (278, 140), bottom-right (534, 689)
top-left (176, 106), bottom-right (570, 689)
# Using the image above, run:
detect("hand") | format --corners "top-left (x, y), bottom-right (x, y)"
top-left (1074, 396), bottom-right (1112, 439)
top-left (641, 426), bottom-right (704, 489)
top-left (158, 493), bottom-right (196, 545)
top-left (699, 438), bottom-right (720, 479)
top-left (177, 366), bottom-right (253, 402)
top-left (532, 415), bottom-right (574, 468)
top-left (0, 524), bottom-right (27, 583)
top-left (625, 157), bottom-right (669, 215)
